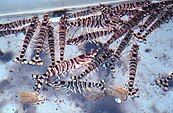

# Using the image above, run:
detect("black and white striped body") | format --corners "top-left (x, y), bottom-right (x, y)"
top-left (107, 1), bottom-right (150, 15)
top-left (66, 28), bottom-right (115, 45)
top-left (66, 9), bottom-right (92, 19)
top-left (0, 18), bottom-right (32, 30)
top-left (156, 73), bottom-right (173, 91)
top-left (29, 14), bottom-right (50, 66)
top-left (128, 44), bottom-right (139, 96)
top-left (14, 16), bottom-right (39, 64)
top-left (0, 27), bottom-right (26, 37)
top-left (142, 0), bottom-right (173, 11)
top-left (90, 3), bottom-right (112, 14)
top-left (76, 49), bottom-right (114, 80)
top-left (47, 24), bottom-right (56, 66)
top-left (105, 30), bottom-right (132, 72)
top-left (137, 13), bottom-right (158, 36)
top-left (58, 15), bottom-right (67, 62)
top-left (103, 11), bottom-right (145, 47)
top-left (67, 15), bottom-right (119, 29)
top-left (48, 79), bottom-right (105, 93)
top-left (138, 8), bottom-right (173, 41)
top-left (32, 51), bottom-right (97, 90)
top-left (112, 30), bottom-right (132, 61)
top-left (66, 3), bottom-right (110, 19)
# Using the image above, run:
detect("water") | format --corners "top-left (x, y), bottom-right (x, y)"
top-left (0, 1), bottom-right (173, 113)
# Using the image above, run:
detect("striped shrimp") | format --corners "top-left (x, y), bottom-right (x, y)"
top-left (67, 14), bottom-right (120, 29)
top-left (47, 24), bottom-right (56, 66)
top-left (66, 3), bottom-right (110, 19)
top-left (0, 17), bottom-right (32, 30)
top-left (48, 79), bottom-right (105, 93)
top-left (136, 13), bottom-right (158, 36)
top-left (136, 6), bottom-right (173, 41)
top-left (29, 14), bottom-right (50, 66)
top-left (105, 1), bottom-right (150, 15)
top-left (66, 28), bottom-right (116, 45)
top-left (156, 72), bottom-right (173, 91)
top-left (75, 48), bottom-right (114, 80)
top-left (103, 10), bottom-right (146, 47)
top-left (14, 16), bottom-right (39, 64)
top-left (142, 0), bottom-right (173, 11)
top-left (128, 44), bottom-right (140, 97)
top-left (32, 50), bottom-right (97, 90)
top-left (105, 30), bottom-right (133, 72)
top-left (66, 9), bottom-right (92, 19)
top-left (0, 27), bottom-right (26, 37)
top-left (58, 15), bottom-right (67, 62)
